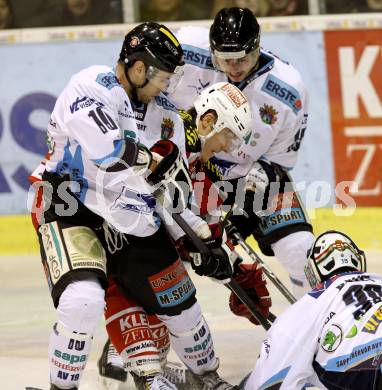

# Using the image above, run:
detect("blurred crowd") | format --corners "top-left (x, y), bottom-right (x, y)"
top-left (1, 0), bottom-right (382, 30)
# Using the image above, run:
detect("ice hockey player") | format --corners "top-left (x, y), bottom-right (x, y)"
top-left (240, 231), bottom-right (382, 389)
top-left (98, 83), bottom-right (272, 389)
top-left (168, 7), bottom-right (315, 299)
top-left (29, 22), bottom-right (233, 390)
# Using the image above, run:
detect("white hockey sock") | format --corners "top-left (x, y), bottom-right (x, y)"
top-left (271, 231), bottom-right (315, 299)
top-left (49, 322), bottom-right (92, 388)
top-left (49, 279), bottom-right (105, 388)
top-left (158, 303), bottom-right (218, 375)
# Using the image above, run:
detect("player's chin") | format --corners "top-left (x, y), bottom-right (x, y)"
top-left (227, 73), bottom-right (245, 82)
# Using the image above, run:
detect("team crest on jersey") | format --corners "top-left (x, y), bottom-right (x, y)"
top-left (161, 118), bottom-right (174, 140)
top-left (259, 104), bottom-right (278, 125)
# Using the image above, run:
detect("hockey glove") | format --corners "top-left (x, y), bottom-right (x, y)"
top-left (147, 140), bottom-right (192, 212)
top-left (229, 262), bottom-right (272, 325)
top-left (189, 223), bottom-right (234, 282)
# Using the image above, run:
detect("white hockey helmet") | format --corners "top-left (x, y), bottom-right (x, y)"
top-left (304, 230), bottom-right (366, 288)
top-left (194, 82), bottom-right (252, 149)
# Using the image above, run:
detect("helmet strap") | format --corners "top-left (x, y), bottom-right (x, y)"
top-left (124, 62), bottom-right (150, 100)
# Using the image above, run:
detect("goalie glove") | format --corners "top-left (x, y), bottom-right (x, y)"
top-left (229, 262), bottom-right (272, 325)
top-left (188, 223), bottom-right (234, 282)
top-left (147, 140), bottom-right (192, 212)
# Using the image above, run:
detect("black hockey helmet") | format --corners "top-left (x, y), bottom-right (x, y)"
top-left (120, 22), bottom-right (184, 73)
top-left (210, 7), bottom-right (260, 56)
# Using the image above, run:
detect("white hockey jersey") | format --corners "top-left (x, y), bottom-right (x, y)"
top-left (169, 26), bottom-right (309, 174)
top-left (246, 272), bottom-right (382, 389)
top-left (39, 65), bottom-right (160, 237)
top-left (128, 95), bottom-right (206, 240)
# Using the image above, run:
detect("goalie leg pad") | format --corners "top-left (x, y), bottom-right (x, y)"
top-left (105, 279), bottom-right (162, 375)
top-left (158, 302), bottom-right (218, 375)
top-left (271, 230), bottom-right (315, 298)
top-left (38, 221), bottom-right (107, 307)
top-left (50, 279), bottom-right (104, 389)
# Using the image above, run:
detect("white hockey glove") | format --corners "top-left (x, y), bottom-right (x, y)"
top-left (147, 140), bottom-right (192, 213)
top-left (245, 161), bottom-right (270, 194)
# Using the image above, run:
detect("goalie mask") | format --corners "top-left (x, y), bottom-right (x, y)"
top-left (304, 230), bottom-right (366, 288)
top-left (194, 82), bottom-right (252, 151)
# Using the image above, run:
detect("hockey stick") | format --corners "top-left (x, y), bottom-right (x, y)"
top-left (223, 209), bottom-right (297, 305)
top-left (172, 212), bottom-right (274, 331)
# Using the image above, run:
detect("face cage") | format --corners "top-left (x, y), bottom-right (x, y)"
top-left (145, 65), bottom-right (184, 93)
top-left (199, 126), bottom-right (242, 154)
top-left (211, 46), bottom-right (260, 74)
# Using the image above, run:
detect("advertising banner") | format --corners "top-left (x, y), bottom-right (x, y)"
top-left (325, 30), bottom-right (382, 206)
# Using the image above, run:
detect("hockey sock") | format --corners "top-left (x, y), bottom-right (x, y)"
top-left (158, 303), bottom-right (218, 375)
top-left (271, 231), bottom-right (315, 298)
top-left (49, 279), bottom-right (105, 388)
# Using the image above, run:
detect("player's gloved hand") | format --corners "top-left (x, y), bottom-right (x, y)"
top-left (189, 223), bottom-right (234, 282)
top-left (147, 140), bottom-right (192, 212)
top-left (229, 262), bottom-right (272, 325)
top-left (245, 161), bottom-right (271, 194)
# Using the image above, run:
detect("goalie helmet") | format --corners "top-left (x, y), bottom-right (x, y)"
top-left (120, 22), bottom-right (184, 73)
top-left (210, 7), bottom-right (260, 57)
top-left (193, 82), bottom-right (252, 148)
top-left (304, 230), bottom-right (366, 288)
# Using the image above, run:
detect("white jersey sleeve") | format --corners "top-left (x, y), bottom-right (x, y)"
top-left (42, 65), bottom-right (160, 236)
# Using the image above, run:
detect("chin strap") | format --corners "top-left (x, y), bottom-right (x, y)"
top-left (124, 63), bottom-right (150, 101)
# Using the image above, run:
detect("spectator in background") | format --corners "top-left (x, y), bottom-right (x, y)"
top-left (211, 0), bottom-right (308, 17)
top-left (326, 0), bottom-right (382, 13)
top-left (139, 0), bottom-right (210, 22)
top-left (265, 0), bottom-right (309, 16)
top-left (27, 0), bottom-right (122, 27)
top-left (0, 0), bottom-right (15, 29)
top-left (211, 0), bottom-right (269, 17)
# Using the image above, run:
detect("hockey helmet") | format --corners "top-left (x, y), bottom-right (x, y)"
top-left (304, 230), bottom-right (366, 288)
top-left (194, 82), bottom-right (252, 151)
top-left (210, 7), bottom-right (260, 72)
top-left (120, 22), bottom-right (184, 92)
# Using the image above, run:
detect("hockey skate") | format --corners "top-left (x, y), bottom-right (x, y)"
top-left (98, 339), bottom-right (128, 383)
top-left (131, 371), bottom-right (178, 390)
top-left (161, 361), bottom-right (205, 389)
top-left (195, 370), bottom-right (235, 390)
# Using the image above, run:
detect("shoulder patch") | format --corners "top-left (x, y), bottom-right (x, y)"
top-left (182, 44), bottom-right (214, 70)
top-left (96, 72), bottom-right (120, 90)
top-left (261, 74), bottom-right (302, 114)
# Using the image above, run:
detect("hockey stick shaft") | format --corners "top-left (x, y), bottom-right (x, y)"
top-left (225, 219), bottom-right (296, 305)
top-left (172, 213), bottom-right (273, 330)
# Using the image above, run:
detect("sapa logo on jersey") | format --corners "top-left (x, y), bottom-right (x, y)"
top-left (325, 30), bottom-right (382, 206)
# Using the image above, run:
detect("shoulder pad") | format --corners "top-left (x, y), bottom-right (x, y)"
top-left (181, 44), bottom-right (214, 70)
top-left (95, 71), bottom-right (121, 90)
top-left (260, 74), bottom-right (302, 115)
top-left (155, 94), bottom-right (178, 113)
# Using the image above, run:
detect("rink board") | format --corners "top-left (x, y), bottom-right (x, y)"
top-left (1, 208), bottom-right (381, 254)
